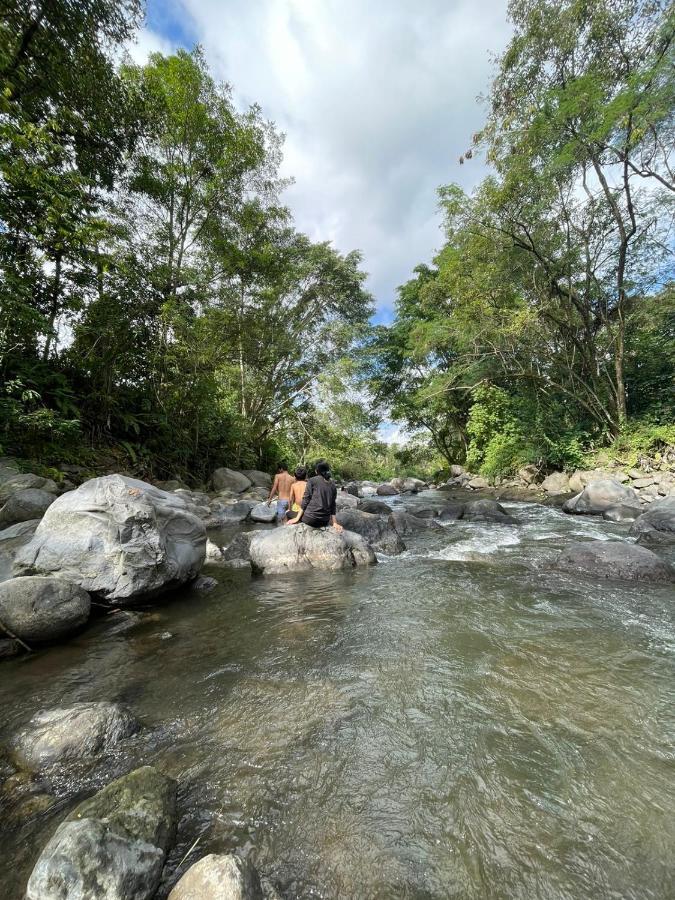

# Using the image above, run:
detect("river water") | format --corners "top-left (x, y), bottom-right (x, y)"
top-left (1, 494), bottom-right (674, 899)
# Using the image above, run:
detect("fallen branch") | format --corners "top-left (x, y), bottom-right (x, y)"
top-left (0, 617), bottom-right (33, 653)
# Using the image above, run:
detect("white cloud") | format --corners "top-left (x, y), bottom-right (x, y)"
top-left (147, 0), bottom-right (512, 316)
top-left (125, 26), bottom-right (175, 64)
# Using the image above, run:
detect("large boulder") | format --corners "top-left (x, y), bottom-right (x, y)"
top-left (0, 488), bottom-right (56, 526)
top-left (449, 464), bottom-right (465, 478)
top-left (358, 481), bottom-right (379, 497)
top-left (335, 491), bottom-right (359, 510)
top-left (250, 501), bottom-right (277, 523)
top-left (0, 473), bottom-right (58, 503)
top-left (13, 476), bottom-right (206, 603)
top-left (437, 502), bottom-right (465, 522)
top-left (249, 523), bottom-right (376, 575)
top-left (210, 499), bottom-right (256, 525)
top-left (562, 479), bottom-right (640, 516)
top-left (376, 483), bottom-right (399, 496)
top-left (211, 468), bottom-right (252, 493)
top-left (389, 509), bottom-right (441, 535)
top-left (467, 476), bottom-right (490, 490)
top-left (357, 498), bottom-right (391, 515)
top-left (335, 509), bottom-right (405, 554)
top-left (630, 496), bottom-right (675, 550)
top-left (168, 853), bottom-right (263, 900)
top-left (9, 702), bottom-right (139, 770)
top-left (26, 766), bottom-right (177, 900)
top-left (390, 477), bottom-right (427, 494)
top-left (541, 472), bottom-right (570, 494)
top-left (555, 541), bottom-right (674, 583)
top-left (0, 576), bottom-right (90, 642)
top-left (602, 504), bottom-right (643, 523)
top-left (240, 470), bottom-right (272, 488)
top-left (462, 500), bottom-right (519, 525)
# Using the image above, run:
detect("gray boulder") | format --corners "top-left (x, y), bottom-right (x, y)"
top-left (250, 501), bottom-right (277, 523)
top-left (602, 504), bottom-right (643, 523)
top-left (541, 472), bottom-right (570, 494)
top-left (0, 518), bottom-right (40, 544)
top-left (555, 541), bottom-right (674, 583)
top-left (249, 523), bottom-right (376, 575)
top-left (376, 483), bottom-right (399, 496)
top-left (358, 481), bottom-right (379, 497)
top-left (467, 476), bottom-right (490, 490)
top-left (462, 500), bottom-right (518, 525)
top-left (26, 766), bottom-right (177, 900)
top-left (630, 496), bottom-right (675, 550)
top-left (562, 479), bottom-right (640, 516)
top-left (221, 532), bottom-right (255, 565)
top-left (389, 509), bottom-right (441, 535)
top-left (438, 502), bottom-right (465, 522)
top-left (241, 469), bottom-right (272, 488)
top-left (210, 500), bottom-right (257, 525)
top-left (169, 853), bottom-right (263, 900)
top-left (357, 498), bottom-right (391, 515)
top-left (0, 473), bottom-right (58, 502)
top-left (0, 576), bottom-right (90, 642)
top-left (0, 488), bottom-right (56, 526)
top-left (335, 509), bottom-right (405, 554)
top-left (335, 491), bottom-right (359, 510)
top-left (9, 702), bottom-right (139, 770)
top-left (391, 477), bottom-right (427, 493)
top-left (211, 468), bottom-right (252, 493)
top-left (449, 464), bottom-right (465, 477)
top-left (13, 476), bottom-right (206, 603)
top-left (409, 506), bottom-right (438, 519)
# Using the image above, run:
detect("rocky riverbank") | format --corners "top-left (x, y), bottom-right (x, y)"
top-left (0, 457), bottom-right (674, 898)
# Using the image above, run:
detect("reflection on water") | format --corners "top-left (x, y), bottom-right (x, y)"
top-left (0, 496), bottom-right (674, 899)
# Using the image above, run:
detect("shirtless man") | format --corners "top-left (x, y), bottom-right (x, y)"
top-left (267, 462), bottom-right (295, 523)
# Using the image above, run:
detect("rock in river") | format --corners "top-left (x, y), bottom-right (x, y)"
top-left (630, 496), bottom-right (675, 550)
top-left (249, 523), bottom-right (376, 575)
top-left (26, 766), bottom-right (177, 900)
top-left (169, 853), bottom-right (263, 900)
top-left (9, 701), bottom-right (139, 770)
top-left (357, 498), bottom-right (391, 515)
top-left (0, 488), bottom-right (56, 526)
top-left (335, 509), bottom-right (405, 554)
top-left (0, 575), bottom-right (90, 642)
top-left (462, 500), bottom-right (519, 525)
top-left (555, 541), bottom-right (675, 583)
top-left (13, 475), bottom-right (206, 604)
top-left (250, 501), bottom-right (277, 523)
top-left (562, 478), bottom-right (640, 516)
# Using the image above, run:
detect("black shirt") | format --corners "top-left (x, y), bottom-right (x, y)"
top-left (301, 475), bottom-right (337, 526)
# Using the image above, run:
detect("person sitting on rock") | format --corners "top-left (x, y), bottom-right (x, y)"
top-left (267, 462), bottom-right (294, 523)
top-left (286, 460), bottom-right (343, 531)
top-left (288, 466), bottom-right (308, 520)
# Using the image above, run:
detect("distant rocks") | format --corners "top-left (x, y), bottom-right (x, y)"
top-left (0, 575), bottom-right (90, 642)
top-left (211, 467), bottom-right (253, 493)
top-left (376, 483), bottom-right (399, 496)
top-left (562, 479), bottom-right (640, 515)
top-left (26, 766), bottom-right (177, 900)
top-left (13, 476), bottom-right (206, 604)
top-left (462, 500), bottom-right (519, 525)
top-left (9, 702), bottom-right (139, 770)
top-left (555, 541), bottom-right (674, 583)
top-left (249, 523), bottom-right (376, 575)
top-left (541, 472), bottom-right (570, 494)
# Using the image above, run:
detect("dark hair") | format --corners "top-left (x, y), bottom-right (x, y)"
top-left (295, 466), bottom-right (307, 480)
top-left (276, 462), bottom-right (288, 472)
top-left (316, 460), bottom-right (331, 480)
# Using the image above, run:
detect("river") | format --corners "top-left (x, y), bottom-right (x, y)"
top-left (1, 493), bottom-right (674, 899)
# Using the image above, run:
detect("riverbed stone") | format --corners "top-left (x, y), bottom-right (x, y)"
top-left (168, 853), bottom-right (263, 900)
top-left (555, 541), bottom-right (675, 583)
top-left (541, 472), bottom-right (570, 494)
top-left (0, 488), bottom-right (56, 527)
top-left (562, 479), bottom-right (640, 516)
top-left (376, 483), bottom-right (399, 496)
top-left (211, 468), bottom-right (252, 493)
top-left (249, 523), bottom-right (376, 575)
top-left (389, 509), bottom-right (441, 535)
top-left (9, 702), bottom-right (140, 770)
top-left (0, 473), bottom-right (58, 503)
top-left (335, 491), bottom-right (359, 511)
top-left (335, 509), bottom-right (405, 554)
top-left (449, 464), bottom-right (465, 477)
top-left (26, 766), bottom-right (177, 900)
top-left (438, 502), bottom-right (465, 522)
top-left (630, 496), bottom-right (675, 550)
top-left (241, 469), bottom-right (272, 488)
top-left (357, 498), bottom-right (391, 515)
top-left (468, 476), bottom-right (490, 490)
top-left (602, 504), bottom-right (643, 523)
top-left (13, 475), bottom-right (206, 603)
top-left (250, 501), bottom-right (277, 523)
top-left (0, 576), bottom-right (90, 642)
top-left (409, 506), bottom-right (438, 519)
top-left (462, 500), bottom-right (519, 525)
top-left (210, 500), bottom-right (257, 525)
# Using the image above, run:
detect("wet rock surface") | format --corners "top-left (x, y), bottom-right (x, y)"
top-left (335, 509), bottom-right (405, 555)
top-left (0, 575), bottom-right (90, 642)
top-left (249, 523), bottom-right (376, 575)
top-left (168, 853), bottom-right (264, 900)
top-left (555, 541), bottom-right (675, 583)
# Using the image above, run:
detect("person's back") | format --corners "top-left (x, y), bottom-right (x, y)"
top-left (289, 466), bottom-right (308, 516)
top-left (268, 462), bottom-right (295, 522)
top-left (301, 474), bottom-right (337, 527)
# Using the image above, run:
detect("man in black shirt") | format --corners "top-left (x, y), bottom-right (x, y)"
top-left (286, 461), bottom-right (344, 531)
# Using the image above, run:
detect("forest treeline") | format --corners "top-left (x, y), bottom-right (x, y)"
top-left (0, 0), bottom-right (673, 484)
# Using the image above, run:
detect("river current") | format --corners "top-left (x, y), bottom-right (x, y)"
top-left (1, 493), bottom-right (674, 899)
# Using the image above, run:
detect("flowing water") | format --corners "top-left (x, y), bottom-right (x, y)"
top-left (1, 494), bottom-right (674, 899)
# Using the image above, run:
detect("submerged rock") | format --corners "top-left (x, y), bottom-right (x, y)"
top-left (13, 475), bottom-right (206, 603)
top-left (9, 702), bottom-right (139, 770)
top-left (555, 541), bottom-right (674, 583)
top-left (562, 479), bottom-right (640, 516)
top-left (26, 766), bottom-right (177, 900)
top-left (462, 500), bottom-right (518, 525)
top-left (249, 523), bottom-right (376, 575)
top-left (0, 488), bottom-right (56, 526)
top-left (0, 575), bottom-right (90, 642)
top-left (335, 509), bottom-right (405, 554)
top-left (169, 853), bottom-right (263, 900)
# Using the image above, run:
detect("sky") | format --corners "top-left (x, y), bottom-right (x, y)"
top-left (131, 0), bottom-right (512, 327)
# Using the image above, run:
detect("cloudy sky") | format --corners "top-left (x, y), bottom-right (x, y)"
top-left (132, 0), bottom-right (512, 325)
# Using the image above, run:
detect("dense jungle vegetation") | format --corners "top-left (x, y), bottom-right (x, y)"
top-left (0, 0), bottom-right (673, 483)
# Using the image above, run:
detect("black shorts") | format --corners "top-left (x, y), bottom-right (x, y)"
top-left (303, 515), bottom-right (330, 528)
